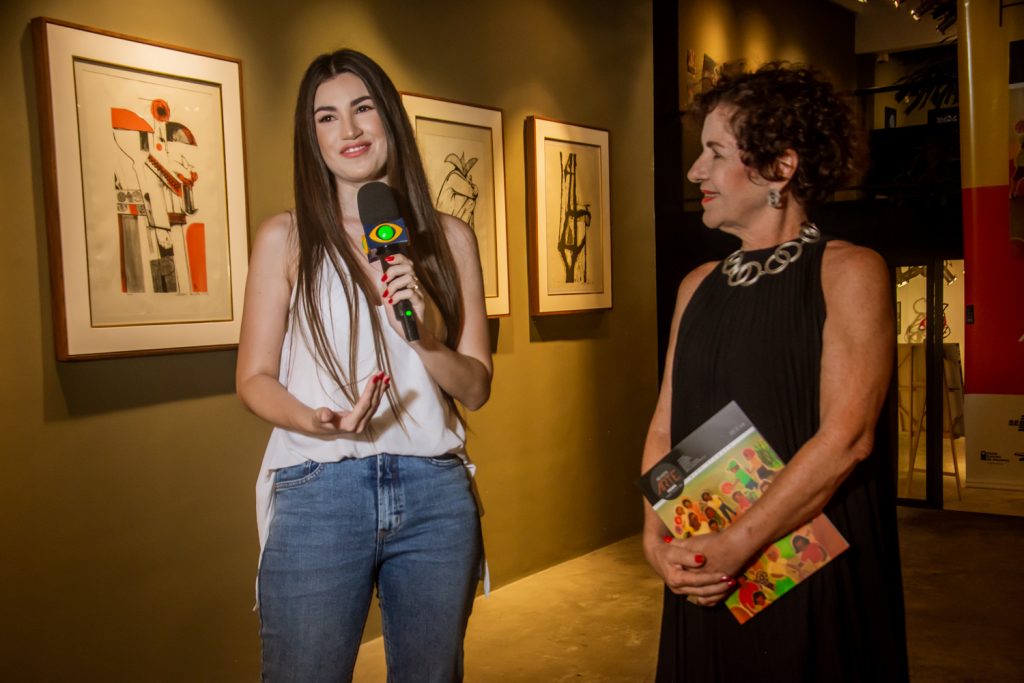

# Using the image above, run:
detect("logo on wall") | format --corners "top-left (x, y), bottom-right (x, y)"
top-left (980, 450), bottom-right (1009, 464)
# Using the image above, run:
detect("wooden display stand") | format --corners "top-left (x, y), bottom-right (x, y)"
top-left (896, 343), bottom-right (965, 499)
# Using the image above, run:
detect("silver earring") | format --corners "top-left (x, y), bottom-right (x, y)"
top-left (767, 188), bottom-right (782, 209)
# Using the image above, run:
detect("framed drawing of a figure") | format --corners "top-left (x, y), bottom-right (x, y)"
top-left (401, 93), bottom-right (510, 317)
top-left (526, 116), bottom-right (612, 315)
top-left (32, 18), bottom-right (249, 359)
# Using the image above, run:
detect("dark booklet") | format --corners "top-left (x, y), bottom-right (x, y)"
top-left (637, 401), bottom-right (848, 623)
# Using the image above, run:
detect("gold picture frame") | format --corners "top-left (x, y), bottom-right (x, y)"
top-left (401, 93), bottom-right (510, 317)
top-left (526, 116), bottom-right (612, 315)
top-left (32, 18), bottom-right (250, 360)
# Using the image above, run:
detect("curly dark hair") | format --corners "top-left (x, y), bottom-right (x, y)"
top-left (690, 62), bottom-right (863, 205)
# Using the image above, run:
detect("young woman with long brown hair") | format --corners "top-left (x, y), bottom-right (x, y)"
top-left (236, 49), bottom-right (491, 682)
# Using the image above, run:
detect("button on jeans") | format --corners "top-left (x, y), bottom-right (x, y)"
top-left (258, 454), bottom-right (482, 683)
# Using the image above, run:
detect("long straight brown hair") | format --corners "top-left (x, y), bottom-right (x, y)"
top-left (291, 49), bottom-right (464, 424)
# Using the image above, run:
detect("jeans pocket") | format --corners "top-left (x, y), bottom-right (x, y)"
top-left (273, 461), bottom-right (325, 491)
top-left (425, 453), bottom-right (463, 468)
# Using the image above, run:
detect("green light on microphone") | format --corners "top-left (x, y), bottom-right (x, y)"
top-left (377, 224), bottom-right (396, 240)
top-left (404, 309), bottom-right (413, 317)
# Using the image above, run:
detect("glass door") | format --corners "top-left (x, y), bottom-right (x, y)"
top-left (893, 259), bottom-right (962, 507)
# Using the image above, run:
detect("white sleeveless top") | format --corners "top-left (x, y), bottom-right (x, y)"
top-left (254, 259), bottom-right (467, 553)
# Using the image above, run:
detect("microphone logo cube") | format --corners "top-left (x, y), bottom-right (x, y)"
top-left (364, 217), bottom-right (407, 254)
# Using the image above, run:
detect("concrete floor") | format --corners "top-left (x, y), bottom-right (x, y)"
top-left (353, 507), bottom-right (1024, 682)
top-left (354, 535), bottom-right (660, 682)
top-left (898, 507), bottom-right (1024, 682)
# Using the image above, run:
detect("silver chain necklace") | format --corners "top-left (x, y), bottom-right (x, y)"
top-left (720, 222), bottom-right (822, 287)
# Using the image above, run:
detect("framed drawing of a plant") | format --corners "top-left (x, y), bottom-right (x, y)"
top-left (402, 93), bottom-right (510, 317)
top-left (32, 18), bottom-right (250, 360)
top-left (526, 116), bottom-right (612, 315)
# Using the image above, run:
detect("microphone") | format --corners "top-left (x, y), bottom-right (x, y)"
top-left (357, 181), bottom-right (420, 342)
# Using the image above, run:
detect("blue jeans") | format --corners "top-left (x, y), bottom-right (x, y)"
top-left (258, 454), bottom-right (482, 683)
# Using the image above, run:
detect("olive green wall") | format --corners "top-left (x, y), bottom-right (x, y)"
top-left (0, 0), bottom-right (656, 679)
top-left (677, 0), bottom-right (855, 89)
top-left (676, 0), bottom-right (856, 203)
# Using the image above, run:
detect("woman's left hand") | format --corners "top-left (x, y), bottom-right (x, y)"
top-left (379, 253), bottom-right (442, 342)
top-left (674, 529), bottom-right (752, 607)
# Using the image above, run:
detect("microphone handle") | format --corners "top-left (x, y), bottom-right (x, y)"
top-left (381, 249), bottom-right (420, 342)
top-left (396, 300), bottom-right (420, 342)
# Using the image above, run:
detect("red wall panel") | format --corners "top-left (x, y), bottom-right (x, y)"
top-left (961, 185), bottom-right (1024, 394)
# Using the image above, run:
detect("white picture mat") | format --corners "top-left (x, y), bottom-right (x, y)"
top-left (75, 60), bottom-right (232, 325)
top-left (543, 138), bottom-right (605, 295)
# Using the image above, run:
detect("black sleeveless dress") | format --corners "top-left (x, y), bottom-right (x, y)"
top-left (657, 237), bottom-right (909, 681)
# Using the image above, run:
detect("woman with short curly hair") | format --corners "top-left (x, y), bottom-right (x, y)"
top-left (688, 63), bottom-right (863, 206)
top-left (641, 63), bottom-right (908, 680)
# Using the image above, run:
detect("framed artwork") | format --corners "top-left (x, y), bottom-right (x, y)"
top-left (32, 18), bottom-right (250, 360)
top-left (525, 116), bottom-right (612, 315)
top-left (401, 93), bottom-right (510, 317)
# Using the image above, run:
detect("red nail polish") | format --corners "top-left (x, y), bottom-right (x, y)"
top-left (694, 554), bottom-right (706, 564)
top-left (381, 273), bottom-right (387, 282)
top-left (385, 255), bottom-right (395, 262)
top-left (663, 535), bottom-right (672, 544)
top-left (372, 374), bottom-right (380, 384)
top-left (382, 289), bottom-right (389, 298)
top-left (383, 377), bottom-right (391, 386)
top-left (388, 298), bottom-right (393, 304)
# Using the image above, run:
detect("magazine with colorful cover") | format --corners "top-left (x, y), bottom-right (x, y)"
top-left (637, 400), bottom-right (849, 624)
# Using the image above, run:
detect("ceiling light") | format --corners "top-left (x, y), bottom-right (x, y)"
top-left (895, 266), bottom-right (927, 287)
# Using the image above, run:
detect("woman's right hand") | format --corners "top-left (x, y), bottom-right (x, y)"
top-left (307, 372), bottom-right (389, 436)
